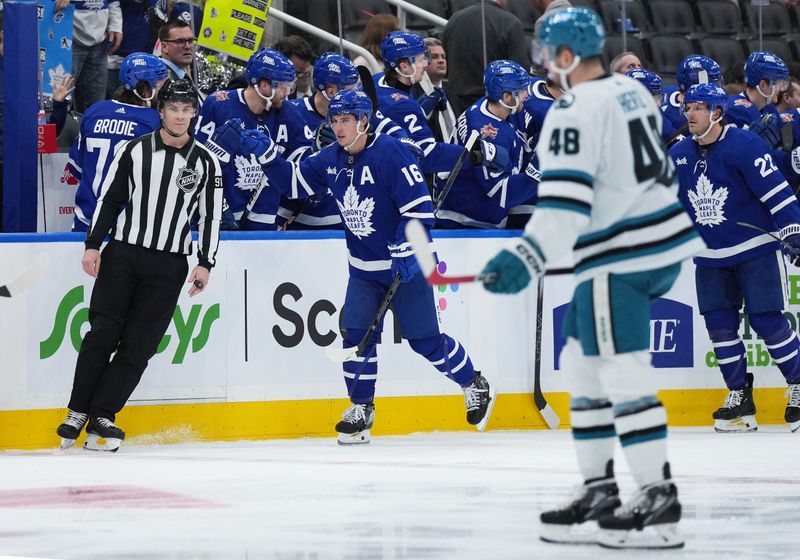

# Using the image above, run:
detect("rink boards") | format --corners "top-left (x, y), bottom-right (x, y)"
top-left (0, 231), bottom-right (795, 449)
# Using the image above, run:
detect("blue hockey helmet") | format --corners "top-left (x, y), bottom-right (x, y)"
top-left (380, 31), bottom-right (428, 69)
top-left (312, 52), bottom-right (360, 92)
top-left (534, 8), bottom-right (606, 63)
top-left (677, 55), bottom-right (722, 91)
top-left (119, 52), bottom-right (168, 91)
top-left (626, 68), bottom-right (663, 96)
top-left (484, 60), bottom-right (530, 101)
top-left (246, 48), bottom-right (297, 88)
top-left (683, 83), bottom-right (728, 116)
top-left (328, 89), bottom-right (373, 122)
top-left (744, 51), bottom-right (789, 87)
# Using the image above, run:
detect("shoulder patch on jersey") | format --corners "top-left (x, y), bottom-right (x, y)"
top-left (327, 166), bottom-right (337, 175)
top-left (213, 90), bottom-right (230, 101)
top-left (781, 113), bottom-right (795, 123)
top-left (734, 98), bottom-right (752, 108)
top-left (675, 157), bottom-right (687, 166)
top-left (480, 123), bottom-right (499, 139)
top-left (555, 93), bottom-right (575, 109)
top-left (391, 92), bottom-right (409, 101)
top-left (687, 172), bottom-right (728, 227)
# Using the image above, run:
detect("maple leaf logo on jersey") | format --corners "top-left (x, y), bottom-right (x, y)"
top-left (687, 173), bottom-right (728, 227)
top-left (480, 123), bottom-right (498, 139)
top-left (233, 154), bottom-right (265, 192)
top-left (337, 184), bottom-right (375, 238)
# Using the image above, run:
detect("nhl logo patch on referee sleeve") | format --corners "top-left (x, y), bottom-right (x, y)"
top-left (176, 166), bottom-right (200, 192)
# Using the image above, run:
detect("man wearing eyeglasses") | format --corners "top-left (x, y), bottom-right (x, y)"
top-left (158, 21), bottom-right (197, 83)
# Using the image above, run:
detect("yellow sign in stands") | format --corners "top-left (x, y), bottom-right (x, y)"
top-left (197, 0), bottom-right (273, 61)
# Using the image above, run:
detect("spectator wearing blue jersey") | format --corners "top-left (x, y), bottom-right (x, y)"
top-left (68, 53), bottom-right (167, 231)
top-left (670, 83), bottom-right (800, 434)
top-left (107, 0), bottom-right (159, 97)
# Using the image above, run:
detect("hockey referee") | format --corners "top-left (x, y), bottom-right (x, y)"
top-left (56, 79), bottom-right (223, 452)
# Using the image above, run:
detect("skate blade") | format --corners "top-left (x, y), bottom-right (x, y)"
top-left (540, 521), bottom-right (598, 545)
top-left (84, 435), bottom-right (121, 452)
top-left (788, 419), bottom-right (800, 433)
top-left (337, 430), bottom-right (371, 446)
top-left (59, 438), bottom-right (77, 450)
top-left (475, 385), bottom-right (497, 432)
top-left (714, 416), bottom-right (757, 433)
top-left (597, 523), bottom-right (684, 549)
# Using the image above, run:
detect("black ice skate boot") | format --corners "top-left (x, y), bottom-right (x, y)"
top-left (56, 410), bottom-right (89, 449)
top-left (597, 464), bottom-right (684, 550)
top-left (785, 384), bottom-right (800, 433)
top-left (463, 371), bottom-right (496, 432)
top-left (84, 417), bottom-right (125, 452)
top-left (713, 373), bottom-right (757, 433)
top-left (540, 461), bottom-right (621, 545)
top-left (336, 402), bottom-right (375, 445)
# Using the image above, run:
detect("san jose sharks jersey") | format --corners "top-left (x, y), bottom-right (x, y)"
top-left (68, 100), bottom-right (160, 228)
top-left (525, 73), bottom-right (703, 283)
top-left (194, 89), bottom-right (314, 226)
top-left (247, 133), bottom-right (435, 280)
top-left (436, 98), bottom-right (536, 229)
top-left (670, 125), bottom-right (800, 268)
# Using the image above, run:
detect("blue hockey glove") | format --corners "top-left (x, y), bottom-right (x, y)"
top-left (470, 140), bottom-right (511, 173)
top-left (314, 121), bottom-right (338, 151)
top-left (481, 236), bottom-right (544, 294)
top-left (780, 224), bottom-right (800, 267)
top-left (749, 113), bottom-right (782, 150)
top-left (399, 137), bottom-right (424, 164)
top-left (388, 238), bottom-right (420, 282)
top-left (241, 129), bottom-right (278, 165)
top-left (211, 118), bottom-right (245, 156)
top-left (416, 87), bottom-right (447, 119)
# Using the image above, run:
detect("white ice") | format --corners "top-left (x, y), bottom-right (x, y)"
top-left (1, 428), bottom-right (798, 560)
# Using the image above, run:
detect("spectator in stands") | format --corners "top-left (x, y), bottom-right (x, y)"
top-left (275, 35), bottom-right (315, 99)
top-left (443, 0), bottom-right (530, 117)
top-left (776, 77), bottom-right (800, 113)
top-left (158, 21), bottom-right (197, 83)
top-left (610, 51), bottom-right (642, 74)
top-left (534, 0), bottom-right (573, 35)
top-left (788, 62), bottom-right (800, 81)
top-left (107, 0), bottom-right (159, 97)
top-left (57, 0), bottom-right (122, 114)
top-left (723, 60), bottom-right (746, 95)
top-left (353, 14), bottom-right (399, 71)
top-left (421, 37), bottom-right (456, 143)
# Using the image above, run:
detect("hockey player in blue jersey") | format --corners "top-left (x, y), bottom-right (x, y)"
top-left (436, 60), bottom-right (538, 229)
top-left (669, 83), bottom-right (800, 434)
top-left (741, 51), bottom-right (789, 117)
top-left (68, 52), bottom-right (167, 231)
top-left (229, 90), bottom-right (496, 444)
top-left (626, 68), bottom-right (680, 146)
top-left (194, 48), bottom-right (312, 228)
top-left (481, 8), bottom-right (704, 548)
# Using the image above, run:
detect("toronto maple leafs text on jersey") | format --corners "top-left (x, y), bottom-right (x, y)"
top-left (670, 125), bottom-right (800, 268)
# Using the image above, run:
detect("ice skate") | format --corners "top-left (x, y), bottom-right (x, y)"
top-left (597, 479), bottom-right (684, 549)
top-left (84, 417), bottom-right (125, 452)
top-left (463, 371), bottom-right (496, 431)
top-left (785, 384), bottom-right (800, 432)
top-left (713, 385), bottom-right (757, 433)
top-left (56, 410), bottom-right (88, 449)
top-left (336, 403), bottom-right (375, 445)
top-left (540, 477), bottom-right (621, 545)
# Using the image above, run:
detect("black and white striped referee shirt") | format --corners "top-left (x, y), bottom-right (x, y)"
top-left (86, 130), bottom-right (223, 269)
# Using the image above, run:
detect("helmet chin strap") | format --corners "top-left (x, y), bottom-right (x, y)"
top-left (255, 83), bottom-right (276, 111)
top-left (344, 117), bottom-right (370, 152)
top-left (549, 55), bottom-right (581, 92)
top-left (161, 123), bottom-right (187, 138)
top-left (395, 59), bottom-right (420, 86)
top-left (499, 94), bottom-right (522, 115)
top-left (756, 82), bottom-right (777, 103)
top-left (692, 110), bottom-right (723, 141)
top-left (133, 84), bottom-right (156, 102)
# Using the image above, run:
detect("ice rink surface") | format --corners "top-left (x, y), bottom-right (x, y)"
top-left (0, 427), bottom-right (798, 560)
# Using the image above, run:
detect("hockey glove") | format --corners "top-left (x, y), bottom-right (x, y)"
top-left (211, 118), bottom-right (245, 157)
top-left (749, 113), bottom-right (782, 150)
top-left (399, 137), bottom-right (424, 164)
top-left (388, 238), bottom-right (421, 282)
top-left (470, 140), bottom-right (511, 173)
top-left (791, 146), bottom-right (800, 176)
top-left (314, 121), bottom-right (338, 152)
top-left (416, 87), bottom-right (448, 119)
top-left (481, 236), bottom-right (544, 294)
top-left (780, 224), bottom-right (800, 266)
top-left (241, 129), bottom-right (278, 165)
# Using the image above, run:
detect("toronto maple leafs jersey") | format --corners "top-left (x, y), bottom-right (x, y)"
top-left (194, 89), bottom-right (314, 225)
top-left (525, 73), bottom-right (703, 283)
top-left (780, 111), bottom-right (800, 150)
top-left (247, 133), bottom-right (435, 280)
top-left (670, 125), bottom-right (800, 268)
top-left (662, 90), bottom-right (761, 132)
top-left (436, 98), bottom-right (536, 229)
top-left (68, 100), bottom-right (161, 227)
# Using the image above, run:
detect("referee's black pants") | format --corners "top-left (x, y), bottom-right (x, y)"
top-left (68, 241), bottom-right (188, 421)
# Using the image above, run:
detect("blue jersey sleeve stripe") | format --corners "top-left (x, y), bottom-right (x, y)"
top-left (540, 169), bottom-right (594, 187)
top-left (538, 196), bottom-right (592, 216)
top-left (770, 197), bottom-right (794, 215)
top-left (760, 181), bottom-right (789, 203)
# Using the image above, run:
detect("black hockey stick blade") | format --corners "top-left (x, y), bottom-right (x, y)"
top-left (433, 128), bottom-right (481, 215)
top-left (357, 65), bottom-right (378, 109)
top-left (533, 274), bottom-right (560, 429)
top-left (326, 272), bottom-right (402, 363)
top-left (0, 253), bottom-right (50, 298)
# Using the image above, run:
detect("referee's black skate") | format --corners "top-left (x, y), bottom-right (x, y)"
top-left (336, 403), bottom-right (375, 445)
top-left (56, 410), bottom-right (88, 449)
top-left (540, 467), bottom-right (621, 545)
top-left (84, 417), bottom-right (125, 452)
top-left (713, 376), bottom-right (757, 433)
top-left (597, 466), bottom-right (684, 549)
top-left (463, 371), bottom-right (496, 431)
top-left (785, 383), bottom-right (800, 432)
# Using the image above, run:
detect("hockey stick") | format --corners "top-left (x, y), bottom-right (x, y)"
top-left (357, 65), bottom-right (378, 108)
top-left (433, 129), bottom-right (481, 215)
top-left (405, 219), bottom-right (497, 286)
top-left (533, 273), bottom-right (561, 429)
top-left (419, 71), bottom-right (456, 136)
top-left (0, 253), bottom-right (50, 298)
top-left (736, 221), bottom-right (800, 256)
top-left (325, 272), bottom-right (402, 363)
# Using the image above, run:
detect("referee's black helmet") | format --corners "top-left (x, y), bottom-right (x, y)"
top-left (157, 78), bottom-right (200, 110)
